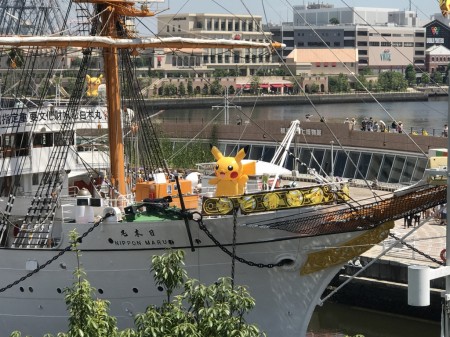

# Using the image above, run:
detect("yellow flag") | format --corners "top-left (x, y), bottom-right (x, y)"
top-left (441, 0), bottom-right (450, 17)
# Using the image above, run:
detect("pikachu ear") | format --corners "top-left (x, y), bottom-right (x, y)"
top-left (210, 145), bottom-right (223, 161)
top-left (86, 75), bottom-right (91, 81)
top-left (98, 74), bottom-right (103, 80)
top-left (235, 146), bottom-right (249, 162)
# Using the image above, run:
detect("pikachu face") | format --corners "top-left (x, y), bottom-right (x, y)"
top-left (211, 146), bottom-right (244, 181)
top-left (214, 156), bottom-right (242, 181)
top-left (86, 74), bottom-right (103, 97)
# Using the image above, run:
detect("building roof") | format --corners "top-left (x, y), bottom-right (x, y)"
top-left (426, 44), bottom-right (450, 55)
top-left (286, 48), bottom-right (357, 63)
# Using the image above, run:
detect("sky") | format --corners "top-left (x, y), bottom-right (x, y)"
top-left (153, 0), bottom-right (440, 24)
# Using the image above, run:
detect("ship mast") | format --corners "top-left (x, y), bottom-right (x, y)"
top-left (0, 0), bottom-right (283, 197)
top-left (77, 0), bottom-right (156, 196)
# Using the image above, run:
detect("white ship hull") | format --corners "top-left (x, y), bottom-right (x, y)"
top-left (0, 213), bottom-right (386, 337)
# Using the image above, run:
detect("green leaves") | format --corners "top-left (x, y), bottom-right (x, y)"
top-left (139, 252), bottom-right (265, 337)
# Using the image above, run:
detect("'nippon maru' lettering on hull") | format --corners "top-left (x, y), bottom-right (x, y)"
top-left (108, 238), bottom-right (175, 246)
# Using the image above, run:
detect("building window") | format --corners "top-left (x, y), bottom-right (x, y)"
top-left (415, 42), bottom-right (424, 47)
top-left (344, 40), bottom-right (355, 47)
top-left (415, 50), bottom-right (424, 55)
top-left (415, 32), bottom-right (425, 37)
top-left (358, 41), bottom-right (368, 46)
top-left (334, 42), bottom-right (340, 46)
top-left (358, 49), bottom-right (368, 55)
top-left (381, 42), bottom-right (391, 46)
top-left (297, 42), bottom-right (304, 46)
top-left (404, 42), bottom-right (414, 47)
top-left (369, 41), bottom-right (380, 46)
top-left (392, 42), bottom-right (402, 47)
top-left (357, 30), bottom-right (368, 36)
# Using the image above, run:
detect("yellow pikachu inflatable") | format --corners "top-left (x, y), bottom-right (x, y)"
top-left (86, 74), bottom-right (103, 97)
top-left (209, 145), bottom-right (255, 196)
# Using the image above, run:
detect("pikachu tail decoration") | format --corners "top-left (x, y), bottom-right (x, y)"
top-left (208, 145), bottom-right (256, 197)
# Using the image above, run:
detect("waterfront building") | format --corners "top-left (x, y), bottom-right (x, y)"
top-left (425, 44), bottom-right (450, 74)
top-left (424, 19), bottom-right (450, 50)
top-left (267, 3), bottom-right (426, 74)
top-left (264, 22), bottom-right (294, 62)
top-left (285, 48), bottom-right (357, 76)
top-left (156, 13), bottom-right (281, 77)
top-left (292, 3), bottom-right (421, 27)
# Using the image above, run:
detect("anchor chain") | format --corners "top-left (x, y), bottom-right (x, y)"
top-left (231, 208), bottom-right (238, 289)
top-left (192, 212), bottom-right (286, 269)
top-left (388, 232), bottom-right (444, 266)
top-left (0, 213), bottom-right (111, 293)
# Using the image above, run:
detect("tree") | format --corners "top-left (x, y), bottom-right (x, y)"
top-left (405, 64), bottom-right (416, 86)
top-left (134, 250), bottom-right (265, 337)
top-left (210, 79), bottom-right (223, 95)
top-left (202, 83), bottom-right (209, 95)
top-left (377, 71), bottom-right (407, 91)
top-left (432, 71), bottom-right (443, 84)
top-left (178, 82), bottom-right (186, 96)
top-left (354, 74), bottom-right (368, 91)
top-left (421, 72), bottom-right (430, 86)
top-left (328, 73), bottom-right (349, 93)
top-left (359, 67), bottom-right (373, 76)
top-left (187, 80), bottom-right (193, 96)
top-left (309, 83), bottom-right (319, 93)
top-left (250, 76), bottom-right (260, 94)
top-left (329, 17), bottom-right (340, 25)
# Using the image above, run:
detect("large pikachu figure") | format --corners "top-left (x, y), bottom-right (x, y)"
top-left (209, 145), bottom-right (255, 196)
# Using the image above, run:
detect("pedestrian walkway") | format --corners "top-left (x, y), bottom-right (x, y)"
top-left (363, 216), bottom-right (446, 267)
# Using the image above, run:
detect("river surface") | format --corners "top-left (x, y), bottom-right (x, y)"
top-left (158, 96), bottom-right (448, 134)
top-left (309, 302), bottom-right (440, 337)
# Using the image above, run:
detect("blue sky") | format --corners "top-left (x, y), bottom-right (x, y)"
top-left (155, 0), bottom-right (439, 24)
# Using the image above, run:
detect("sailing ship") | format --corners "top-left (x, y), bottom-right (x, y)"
top-left (0, 1), bottom-right (445, 336)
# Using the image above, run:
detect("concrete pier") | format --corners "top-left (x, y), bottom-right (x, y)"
top-left (326, 186), bottom-right (446, 321)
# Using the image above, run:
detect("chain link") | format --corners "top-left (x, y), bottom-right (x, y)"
top-left (194, 213), bottom-right (285, 269)
top-left (388, 232), bottom-right (445, 266)
top-left (0, 215), bottom-right (107, 293)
